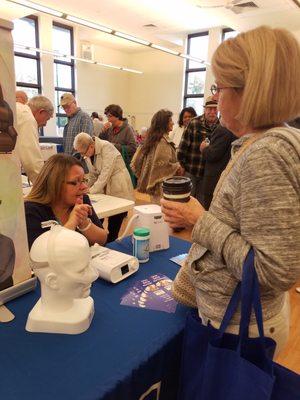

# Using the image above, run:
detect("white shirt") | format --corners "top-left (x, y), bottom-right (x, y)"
top-left (92, 118), bottom-right (104, 137)
top-left (15, 102), bottom-right (44, 183)
top-left (169, 125), bottom-right (184, 148)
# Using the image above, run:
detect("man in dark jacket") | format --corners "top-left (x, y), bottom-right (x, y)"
top-left (200, 125), bottom-right (236, 210)
top-left (177, 96), bottom-right (219, 201)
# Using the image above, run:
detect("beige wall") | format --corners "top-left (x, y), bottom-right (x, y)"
top-left (76, 41), bottom-right (131, 118)
top-left (15, 14), bottom-right (300, 137)
top-left (127, 49), bottom-right (185, 130)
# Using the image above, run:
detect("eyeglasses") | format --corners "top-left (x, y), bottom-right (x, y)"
top-left (210, 84), bottom-right (241, 95)
top-left (65, 178), bottom-right (89, 187)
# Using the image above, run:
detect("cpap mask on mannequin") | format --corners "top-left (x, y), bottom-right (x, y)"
top-left (31, 223), bottom-right (98, 299)
top-left (26, 223), bottom-right (98, 334)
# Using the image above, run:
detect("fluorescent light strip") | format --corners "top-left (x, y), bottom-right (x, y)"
top-left (114, 32), bottom-right (150, 46)
top-left (66, 15), bottom-right (113, 33)
top-left (121, 67), bottom-right (143, 74)
top-left (150, 44), bottom-right (179, 55)
top-left (179, 53), bottom-right (208, 65)
top-left (9, 0), bottom-right (208, 65)
top-left (7, 0), bottom-right (63, 17)
top-left (14, 44), bottom-right (142, 73)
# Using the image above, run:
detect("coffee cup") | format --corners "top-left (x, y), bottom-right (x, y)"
top-left (162, 176), bottom-right (192, 203)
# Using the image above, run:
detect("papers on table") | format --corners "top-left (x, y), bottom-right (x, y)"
top-left (169, 253), bottom-right (188, 267)
top-left (121, 273), bottom-right (177, 313)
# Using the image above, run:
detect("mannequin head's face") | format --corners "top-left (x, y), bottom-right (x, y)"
top-left (48, 258), bottom-right (98, 298)
top-left (31, 226), bottom-right (98, 300)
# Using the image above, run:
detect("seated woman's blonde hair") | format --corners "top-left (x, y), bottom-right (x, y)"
top-left (212, 26), bottom-right (300, 129)
top-left (25, 154), bottom-right (83, 205)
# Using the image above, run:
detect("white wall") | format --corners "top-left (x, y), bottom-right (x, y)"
top-left (127, 49), bottom-right (185, 130)
top-left (76, 41), bottom-right (131, 118)
top-left (19, 15), bottom-right (300, 137)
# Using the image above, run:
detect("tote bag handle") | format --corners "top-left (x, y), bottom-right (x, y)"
top-left (218, 249), bottom-right (269, 360)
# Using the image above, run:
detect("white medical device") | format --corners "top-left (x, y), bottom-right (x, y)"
top-left (117, 204), bottom-right (170, 252)
top-left (90, 245), bottom-right (139, 284)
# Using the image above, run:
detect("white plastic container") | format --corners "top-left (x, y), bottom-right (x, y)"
top-left (133, 227), bottom-right (150, 263)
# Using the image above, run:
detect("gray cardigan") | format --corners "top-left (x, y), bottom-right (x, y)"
top-left (186, 126), bottom-right (300, 324)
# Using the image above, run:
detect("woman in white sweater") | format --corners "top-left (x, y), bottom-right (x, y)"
top-left (74, 132), bottom-right (134, 242)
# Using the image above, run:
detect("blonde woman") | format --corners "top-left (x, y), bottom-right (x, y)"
top-left (161, 26), bottom-right (300, 355)
top-left (25, 154), bottom-right (107, 249)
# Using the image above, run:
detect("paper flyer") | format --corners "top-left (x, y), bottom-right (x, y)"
top-left (121, 273), bottom-right (177, 313)
top-left (169, 253), bottom-right (188, 267)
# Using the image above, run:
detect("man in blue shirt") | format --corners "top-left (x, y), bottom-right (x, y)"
top-left (60, 93), bottom-right (93, 154)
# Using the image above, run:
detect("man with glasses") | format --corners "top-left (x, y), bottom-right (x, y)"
top-left (60, 93), bottom-right (93, 155)
top-left (177, 95), bottom-right (219, 203)
top-left (15, 95), bottom-right (54, 183)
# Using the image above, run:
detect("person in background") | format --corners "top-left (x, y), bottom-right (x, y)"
top-left (136, 126), bottom-right (148, 146)
top-left (200, 125), bottom-right (236, 210)
top-left (25, 154), bottom-right (107, 249)
top-left (74, 132), bottom-right (134, 242)
top-left (60, 93), bottom-right (93, 155)
top-left (169, 106), bottom-right (197, 148)
top-left (161, 26), bottom-right (300, 356)
top-left (15, 90), bottom-right (28, 105)
top-left (131, 109), bottom-right (183, 203)
top-left (15, 95), bottom-right (54, 183)
top-left (102, 104), bottom-right (137, 161)
top-left (91, 111), bottom-right (104, 137)
top-left (177, 96), bottom-right (219, 202)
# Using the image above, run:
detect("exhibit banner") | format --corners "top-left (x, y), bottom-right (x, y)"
top-left (0, 154), bottom-right (32, 292)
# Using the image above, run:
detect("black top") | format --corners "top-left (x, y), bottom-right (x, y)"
top-left (25, 195), bottom-right (103, 250)
top-left (201, 126), bottom-right (236, 209)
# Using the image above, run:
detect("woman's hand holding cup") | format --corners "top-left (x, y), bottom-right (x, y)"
top-left (160, 197), bottom-right (204, 229)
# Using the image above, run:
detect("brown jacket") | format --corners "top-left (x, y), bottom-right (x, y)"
top-left (131, 135), bottom-right (180, 197)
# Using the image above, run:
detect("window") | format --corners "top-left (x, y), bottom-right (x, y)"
top-left (222, 28), bottom-right (239, 41)
top-left (53, 22), bottom-right (75, 136)
top-left (13, 15), bottom-right (41, 98)
top-left (183, 32), bottom-right (209, 115)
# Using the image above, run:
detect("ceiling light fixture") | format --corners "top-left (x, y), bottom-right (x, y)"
top-left (121, 67), bottom-right (143, 74)
top-left (114, 32), bottom-right (150, 46)
top-left (66, 15), bottom-right (113, 33)
top-left (8, 0), bottom-right (63, 17)
top-left (179, 53), bottom-right (209, 65)
top-left (8, 0), bottom-right (208, 65)
top-left (150, 44), bottom-right (180, 56)
top-left (14, 43), bottom-right (143, 73)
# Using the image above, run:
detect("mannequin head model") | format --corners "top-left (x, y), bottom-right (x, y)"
top-left (30, 224), bottom-right (98, 313)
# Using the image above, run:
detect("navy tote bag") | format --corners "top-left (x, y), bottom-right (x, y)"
top-left (178, 249), bottom-right (300, 400)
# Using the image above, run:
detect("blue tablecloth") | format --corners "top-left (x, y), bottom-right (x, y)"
top-left (0, 237), bottom-right (191, 400)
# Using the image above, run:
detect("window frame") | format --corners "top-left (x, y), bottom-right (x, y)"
top-left (183, 31), bottom-right (208, 113)
top-left (53, 21), bottom-right (75, 135)
top-left (14, 15), bottom-right (42, 95)
top-left (222, 28), bottom-right (237, 41)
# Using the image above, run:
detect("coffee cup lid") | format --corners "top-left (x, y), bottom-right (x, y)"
top-left (162, 176), bottom-right (192, 194)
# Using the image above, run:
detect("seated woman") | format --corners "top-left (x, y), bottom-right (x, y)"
top-left (130, 109), bottom-right (183, 204)
top-left (73, 132), bottom-right (134, 242)
top-left (25, 154), bottom-right (107, 249)
top-left (161, 26), bottom-right (300, 356)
